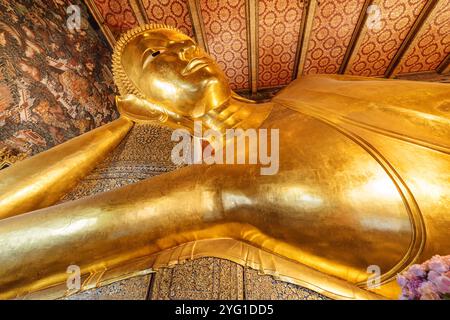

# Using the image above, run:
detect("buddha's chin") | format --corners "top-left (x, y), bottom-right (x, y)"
top-left (191, 82), bottom-right (230, 118)
top-left (209, 77), bottom-right (231, 103)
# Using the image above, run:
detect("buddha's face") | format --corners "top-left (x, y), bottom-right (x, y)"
top-left (121, 29), bottom-right (231, 118)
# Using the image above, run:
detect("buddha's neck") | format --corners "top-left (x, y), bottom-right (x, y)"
top-left (196, 97), bottom-right (273, 134)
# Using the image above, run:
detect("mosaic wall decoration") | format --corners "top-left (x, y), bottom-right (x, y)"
top-left (0, 0), bottom-right (118, 159)
top-left (150, 257), bottom-right (329, 300)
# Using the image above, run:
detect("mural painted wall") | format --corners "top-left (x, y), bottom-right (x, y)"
top-left (0, 0), bottom-right (118, 164)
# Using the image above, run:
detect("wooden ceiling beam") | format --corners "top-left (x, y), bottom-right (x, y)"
top-left (292, 0), bottom-right (314, 80)
top-left (187, 0), bottom-right (208, 52)
top-left (246, 0), bottom-right (258, 94)
top-left (128, 0), bottom-right (147, 25)
top-left (295, 0), bottom-right (316, 78)
top-left (84, 0), bottom-right (116, 47)
top-left (134, 0), bottom-right (149, 24)
top-left (384, 0), bottom-right (438, 78)
top-left (437, 54), bottom-right (450, 75)
top-left (338, 0), bottom-right (373, 74)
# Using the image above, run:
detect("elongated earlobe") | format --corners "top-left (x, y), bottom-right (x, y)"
top-left (115, 94), bottom-right (195, 132)
top-left (116, 94), bottom-right (169, 123)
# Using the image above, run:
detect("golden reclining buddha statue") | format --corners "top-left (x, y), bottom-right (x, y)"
top-left (0, 24), bottom-right (449, 300)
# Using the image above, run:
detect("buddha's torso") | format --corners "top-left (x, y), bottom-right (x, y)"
top-left (205, 75), bottom-right (449, 291)
top-left (0, 75), bottom-right (448, 300)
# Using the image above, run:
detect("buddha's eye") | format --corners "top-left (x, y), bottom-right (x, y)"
top-left (142, 49), bottom-right (165, 69)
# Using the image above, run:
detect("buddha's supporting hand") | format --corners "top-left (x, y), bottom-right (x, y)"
top-left (0, 117), bottom-right (133, 220)
top-left (116, 94), bottom-right (195, 132)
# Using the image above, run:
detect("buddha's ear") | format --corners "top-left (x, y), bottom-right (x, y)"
top-left (115, 94), bottom-right (168, 123)
top-left (115, 94), bottom-right (195, 131)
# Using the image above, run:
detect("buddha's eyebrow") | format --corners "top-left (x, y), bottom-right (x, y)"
top-left (142, 46), bottom-right (166, 56)
top-left (140, 37), bottom-right (170, 49)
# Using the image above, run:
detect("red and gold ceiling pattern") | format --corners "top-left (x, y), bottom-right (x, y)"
top-left (141, 0), bottom-right (194, 37)
top-left (200, 0), bottom-right (249, 90)
top-left (394, 0), bottom-right (450, 74)
top-left (86, 0), bottom-right (450, 93)
top-left (92, 0), bottom-right (138, 37)
top-left (347, 0), bottom-right (428, 77)
top-left (303, 0), bottom-right (366, 75)
top-left (257, 0), bottom-right (304, 88)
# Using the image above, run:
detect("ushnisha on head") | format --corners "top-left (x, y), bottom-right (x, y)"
top-left (112, 24), bottom-right (231, 122)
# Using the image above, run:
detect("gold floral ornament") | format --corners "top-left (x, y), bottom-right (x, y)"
top-left (112, 23), bottom-right (232, 127)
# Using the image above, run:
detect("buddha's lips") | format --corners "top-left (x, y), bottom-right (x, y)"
top-left (182, 57), bottom-right (209, 76)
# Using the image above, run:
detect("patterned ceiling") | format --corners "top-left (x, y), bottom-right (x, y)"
top-left (85, 0), bottom-right (450, 94)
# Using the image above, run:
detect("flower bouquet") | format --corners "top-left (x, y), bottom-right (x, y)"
top-left (397, 255), bottom-right (450, 300)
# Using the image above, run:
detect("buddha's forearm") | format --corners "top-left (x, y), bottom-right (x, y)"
top-left (0, 161), bottom-right (396, 299)
top-left (0, 164), bottom-right (226, 298)
top-left (0, 117), bottom-right (133, 219)
top-left (0, 158), bottom-right (421, 300)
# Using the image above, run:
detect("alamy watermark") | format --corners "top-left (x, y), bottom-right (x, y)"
top-left (66, 264), bottom-right (81, 291)
top-left (366, 4), bottom-right (382, 31)
top-left (171, 121), bottom-right (280, 176)
top-left (66, 5), bottom-right (81, 32)
top-left (367, 265), bottom-right (382, 289)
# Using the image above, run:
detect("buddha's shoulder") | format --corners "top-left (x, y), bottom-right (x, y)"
top-left (271, 75), bottom-right (450, 153)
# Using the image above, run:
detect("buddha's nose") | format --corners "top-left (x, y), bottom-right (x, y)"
top-left (178, 43), bottom-right (202, 61)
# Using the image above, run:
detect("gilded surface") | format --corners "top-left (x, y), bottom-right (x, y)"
top-left (0, 24), bottom-right (449, 300)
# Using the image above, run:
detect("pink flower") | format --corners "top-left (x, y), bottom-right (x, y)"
top-left (402, 278), bottom-right (422, 300)
top-left (441, 256), bottom-right (450, 267)
top-left (418, 281), bottom-right (440, 300)
top-left (409, 264), bottom-right (427, 278)
top-left (397, 274), bottom-right (408, 287)
top-left (428, 255), bottom-right (448, 273)
top-left (397, 255), bottom-right (450, 300)
top-left (400, 288), bottom-right (414, 300)
top-left (433, 275), bottom-right (450, 294)
top-left (427, 270), bottom-right (440, 282)
top-left (420, 291), bottom-right (441, 300)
